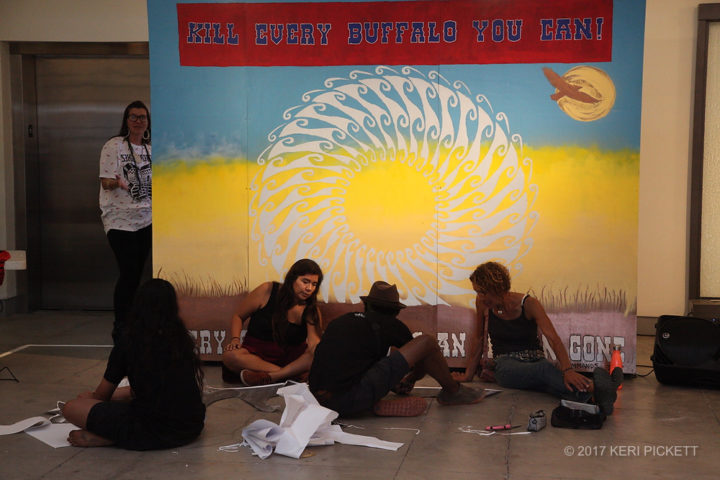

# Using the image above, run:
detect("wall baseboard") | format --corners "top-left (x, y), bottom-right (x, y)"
top-left (0, 295), bottom-right (28, 316)
top-left (637, 316), bottom-right (657, 336)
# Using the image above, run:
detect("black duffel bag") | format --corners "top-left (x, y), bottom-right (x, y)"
top-left (651, 315), bottom-right (720, 388)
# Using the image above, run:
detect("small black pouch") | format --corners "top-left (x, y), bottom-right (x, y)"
top-left (551, 405), bottom-right (606, 430)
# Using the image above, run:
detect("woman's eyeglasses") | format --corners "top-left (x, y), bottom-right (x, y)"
top-left (128, 114), bottom-right (148, 122)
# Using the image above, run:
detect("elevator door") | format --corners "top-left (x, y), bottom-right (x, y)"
top-left (35, 57), bottom-right (150, 309)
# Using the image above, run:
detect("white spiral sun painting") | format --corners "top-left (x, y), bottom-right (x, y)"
top-left (250, 66), bottom-right (538, 307)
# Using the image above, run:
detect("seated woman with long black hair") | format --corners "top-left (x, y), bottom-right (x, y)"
top-left (62, 279), bottom-right (205, 449)
top-left (222, 258), bottom-right (324, 386)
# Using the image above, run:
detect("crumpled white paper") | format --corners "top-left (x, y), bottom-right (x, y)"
top-left (239, 383), bottom-right (403, 459)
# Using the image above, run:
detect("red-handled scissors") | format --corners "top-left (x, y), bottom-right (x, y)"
top-left (485, 424), bottom-right (520, 431)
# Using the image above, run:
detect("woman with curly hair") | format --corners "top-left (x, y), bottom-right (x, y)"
top-left (457, 261), bottom-right (622, 415)
top-left (222, 258), bottom-right (323, 386)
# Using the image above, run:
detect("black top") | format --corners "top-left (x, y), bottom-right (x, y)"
top-left (245, 281), bottom-right (308, 345)
top-left (487, 295), bottom-right (542, 355)
top-left (309, 311), bottom-right (413, 393)
top-left (104, 338), bottom-right (205, 439)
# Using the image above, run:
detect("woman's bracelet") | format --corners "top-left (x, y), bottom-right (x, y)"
top-left (561, 367), bottom-right (573, 374)
top-left (230, 336), bottom-right (242, 342)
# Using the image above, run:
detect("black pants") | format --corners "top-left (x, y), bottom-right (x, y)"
top-left (314, 350), bottom-right (410, 417)
top-left (107, 225), bottom-right (152, 343)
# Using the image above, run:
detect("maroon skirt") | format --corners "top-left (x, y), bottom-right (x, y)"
top-left (241, 334), bottom-right (307, 367)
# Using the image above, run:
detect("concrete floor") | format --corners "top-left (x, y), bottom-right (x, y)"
top-left (1, 311), bottom-right (719, 480)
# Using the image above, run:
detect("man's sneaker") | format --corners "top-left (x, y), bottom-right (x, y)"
top-left (373, 396), bottom-right (428, 417)
top-left (437, 384), bottom-right (485, 406)
top-left (240, 369), bottom-right (272, 387)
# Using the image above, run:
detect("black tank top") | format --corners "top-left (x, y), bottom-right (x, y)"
top-left (487, 295), bottom-right (542, 355)
top-left (245, 282), bottom-right (307, 346)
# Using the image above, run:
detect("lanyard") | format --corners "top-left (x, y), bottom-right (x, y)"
top-left (125, 137), bottom-right (151, 168)
top-left (124, 137), bottom-right (152, 199)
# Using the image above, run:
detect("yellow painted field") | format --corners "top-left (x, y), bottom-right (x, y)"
top-left (152, 144), bottom-right (638, 309)
top-left (516, 146), bottom-right (638, 307)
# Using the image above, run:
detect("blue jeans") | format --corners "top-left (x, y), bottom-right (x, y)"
top-left (494, 357), bottom-right (591, 402)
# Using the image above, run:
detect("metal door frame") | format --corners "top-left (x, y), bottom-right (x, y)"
top-left (689, 5), bottom-right (720, 303)
top-left (9, 42), bottom-right (148, 311)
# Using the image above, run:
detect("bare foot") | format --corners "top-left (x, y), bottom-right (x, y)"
top-left (68, 429), bottom-right (114, 447)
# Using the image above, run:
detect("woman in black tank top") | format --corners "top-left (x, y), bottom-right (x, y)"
top-left (221, 259), bottom-right (324, 386)
top-left (455, 262), bottom-right (622, 414)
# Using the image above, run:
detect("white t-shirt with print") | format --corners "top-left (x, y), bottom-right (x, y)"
top-left (99, 136), bottom-right (152, 233)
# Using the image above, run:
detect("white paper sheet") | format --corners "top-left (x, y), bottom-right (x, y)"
top-left (240, 383), bottom-right (403, 459)
top-left (0, 416), bottom-right (49, 435)
top-left (319, 424), bottom-right (407, 450)
top-left (1, 404), bottom-right (73, 448)
top-left (25, 423), bottom-right (76, 448)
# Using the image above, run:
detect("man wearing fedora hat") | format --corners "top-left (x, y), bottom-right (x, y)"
top-left (309, 281), bottom-right (484, 417)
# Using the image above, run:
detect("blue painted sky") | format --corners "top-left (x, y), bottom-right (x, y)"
top-left (148, 0), bottom-right (645, 161)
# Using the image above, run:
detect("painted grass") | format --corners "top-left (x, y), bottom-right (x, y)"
top-left (159, 265), bottom-right (635, 319)
top-left (532, 285), bottom-right (636, 315)
top-left (157, 268), bottom-right (248, 297)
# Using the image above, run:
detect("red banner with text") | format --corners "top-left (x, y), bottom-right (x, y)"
top-left (177, 0), bottom-right (612, 66)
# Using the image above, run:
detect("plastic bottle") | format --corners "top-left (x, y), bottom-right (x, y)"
top-left (610, 344), bottom-right (623, 390)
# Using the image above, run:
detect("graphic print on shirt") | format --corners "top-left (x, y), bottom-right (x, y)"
top-left (120, 150), bottom-right (152, 201)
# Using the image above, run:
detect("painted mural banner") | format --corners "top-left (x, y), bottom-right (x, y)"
top-left (177, 0), bottom-right (612, 66)
top-left (149, 0), bottom-right (643, 371)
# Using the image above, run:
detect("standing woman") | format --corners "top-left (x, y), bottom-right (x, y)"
top-left (62, 279), bottom-right (205, 450)
top-left (222, 259), bottom-right (323, 386)
top-left (99, 101), bottom-right (152, 343)
top-left (458, 262), bottom-right (622, 415)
